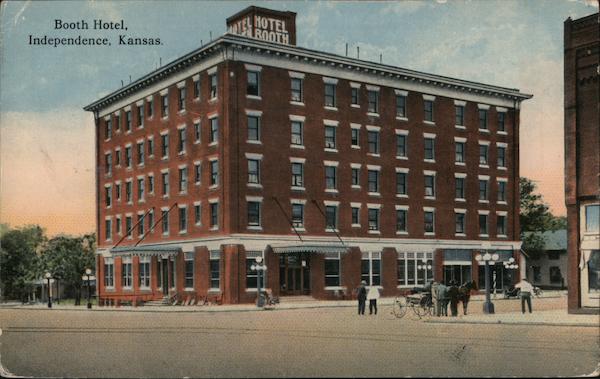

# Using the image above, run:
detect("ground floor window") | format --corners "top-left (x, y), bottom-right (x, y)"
top-left (246, 251), bottom-right (264, 289)
top-left (324, 252), bottom-right (341, 287)
top-left (361, 251), bottom-right (381, 286)
top-left (549, 266), bottom-right (563, 286)
top-left (104, 258), bottom-right (114, 288)
top-left (122, 257), bottom-right (132, 288)
top-left (478, 264), bottom-right (512, 291)
top-left (588, 250), bottom-right (600, 293)
top-left (184, 252), bottom-right (194, 289)
top-left (169, 256), bottom-right (176, 289)
top-left (397, 252), bottom-right (433, 286)
top-left (139, 256), bottom-right (150, 288)
top-left (532, 266), bottom-right (542, 284)
top-left (443, 265), bottom-right (472, 286)
top-left (210, 250), bottom-right (220, 290)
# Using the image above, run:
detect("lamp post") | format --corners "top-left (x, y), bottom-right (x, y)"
top-left (85, 268), bottom-right (93, 309)
top-left (475, 243), bottom-right (498, 314)
top-left (417, 258), bottom-right (432, 286)
top-left (44, 272), bottom-right (52, 308)
top-left (503, 258), bottom-right (519, 288)
top-left (250, 256), bottom-right (267, 308)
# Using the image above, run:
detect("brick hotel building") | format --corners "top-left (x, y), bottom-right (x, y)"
top-left (84, 6), bottom-right (532, 305)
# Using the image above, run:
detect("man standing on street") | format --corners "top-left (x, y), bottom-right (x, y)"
top-left (448, 281), bottom-right (460, 317)
top-left (515, 278), bottom-right (534, 314)
top-left (430, 280), bottom-right (440, 316)
top-left (367, 285), bottom-right (380, 315)
top-left (356, 280), bottom-right (367, 315)
top-left (437, 282), bottom-right (449, 317)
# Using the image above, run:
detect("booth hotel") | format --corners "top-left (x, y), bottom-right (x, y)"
top-left (84, 6), bottom-right (532, 305)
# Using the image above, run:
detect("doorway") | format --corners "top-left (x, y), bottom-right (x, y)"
top-left (279, 253), bottom-right (310, 295)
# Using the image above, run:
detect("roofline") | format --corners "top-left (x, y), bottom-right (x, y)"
top-left (84, 34), bottom-right (533, 112)
top-left (226, 5), bottom-right (296, 24)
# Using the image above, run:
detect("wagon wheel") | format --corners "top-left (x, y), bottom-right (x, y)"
top-left (391, 296), bottom-right (408, 318)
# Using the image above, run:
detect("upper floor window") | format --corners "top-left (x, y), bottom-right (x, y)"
top-left (147, 98), bottom-right (154, 118)
top-left (248, 159), bottom-right (260, 184)
top-left (193, 78), bottom-right (201, 99)
top-left (247, 201), bottom-right (261, 227)
top-left (396, 95), bottom-right (407, 118)
top-left (498, 112), bottom-right (506, 133)
top-left (368, 209), bottom-right (380, 231)
top-left (351, 87), bottom-right (359, 105)
top-left (585, 204), bottom-right (600, 233)
top-left (105, 186), bottom-right (112, 207)
top-left (161, 94), bottom-right (168, 118)
top-left (324, 83), bottom-right (336, 107)
top-left (291, 163), bottom-right (304, 187)
top-left (291, 121), bottom-right (303, 146)
top-left (105, 153), bottom-right (112, 175)
top-left (137, 141), bottom-right (145, 165)
top-left (125, 181), bottom-right (132, 203)
top-left (368, 131), bottom-right (379, 154)
top-left (210, 203), bottom-right (219, 228)
top-left (479, 214), bottom-right (489, 235)
top-left (291, 203), bottom-right (304, 228)
top-left (455, 105), bottom-right (465, 126)
top-left (178, 127), bottom-right (186, 154)
top-left (325, 126), bottom-right (336, 149)
top-left (291, 78), bottom-right (303, 102)
top-left (179, 206), bottom-right (188, 232)
top-left (424, 138), bottom-right (435, 161)
top-left (247, 116), bottom-right (260, 142)
top-left (137, 104), bottom-right (144, 128)
top-left (104, 119), bottom-right (112, 139)
top-left (455, 212), bottom-right (466, 234)
top-left (178, 167), bottom-right (188, 193)
top-left (455, 141), bottom-right (465, 163)
top-left (498, 181), bottom-right (507, 202)
top-left (210, 117), bottom-right (219, 143)
top-left (325, 205), bottom-right (338, 230)
top-left (194, 122), bottom-right (201, 143)
top-left (125, 110), bottom-right (132, 132)
top-left (479, 109), bottom-right (488, 130)
top-left (210, 160), bottom-right (219, 186)
top-left (247, 71), bottom-right (260, 97)
top-left (161, 172), bottom-right (169, 196)
top-left (209, 73), bottom-right (218, 99)
top-left (479, 144), bottom-right (489, 166)
top-left (137, 178), bottom-right (145, 201)
top-left (396, 134), bottom-right (407, 157)
top-left (424, 210), bottom-right (435, 234)
top-left (178, 86), bottom-right (186, 111)
top-left (368, 91), bottom-right (378, 113)
top-left (161, 134), bottom-right (169, 158)
top-left (497, 146), bottom-right (506, 168)
top-left (424, 100), bottom-right (434, 122)
top-left (455, 177), bottom-right (466, 199)
top-left (497, 215), bottom-right (507, 236)
top-left (479, 179), bottom-right (488, 201)
top-left (396, 172), bottom-right (407, 196)
top-left (351, 128), bottom-right (360, 148)
top-left (114, 114), bottom-right (120, 132)
top-left (396, 209), bottom-right (407, 233)
top-left (325, 166), bottom-right (337, 190)
top-left (161, 210), bottom-right (169, 235)
top-left (125, 146), bottom-right (132, 168)
top-left (368, 170), bottom-right (379, 193)
top-left (424, 174), bottom-right (436, 198)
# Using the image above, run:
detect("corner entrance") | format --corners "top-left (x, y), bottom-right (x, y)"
top-left (279, 252), bottom-right (310, 295)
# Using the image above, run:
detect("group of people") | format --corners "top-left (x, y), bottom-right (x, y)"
top-left (428, 280), bottom-right (463, 317)
top-left (356, 280), bottom-right (379, 315)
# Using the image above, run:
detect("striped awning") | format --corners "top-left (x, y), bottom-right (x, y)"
top-left (271, 245), bottom-right (349, 254)
top-left (110, 246), bottom-right (182, 257)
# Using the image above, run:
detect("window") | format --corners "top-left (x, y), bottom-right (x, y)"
top-left (105, 153), bottom-right (112, 175)
top-left (194, 163), bottom-right (201, 185)
top-left (178, 127), bottom-right (186, 154)
top-left (247, 71), bottom-right (260, 96)
top-left (248, 116), bottom-right (260, 142)
top-left (424, 211), bottom-right (435, 234)
top-left (368, 170), bottom-right (379, 193)
top-left (136, 105), bottom-right (144, 128)
top-left (324, 83), bottom-right (336, 107)
top-left (324, 252), bottom-right (341, 287)
top-left (424, 100), bottom-right (434, 122)
top-left (455, 142), bottom-right (465, 163)
top-left (479, 180), bottom-right (488, 201)
top-left (396, 172), bottom-right (407, 195)
top-left (479, 109), bottom-right (488, 130)
top-left (194, 204), bottom-right (201, 225)
top-left (178, 86), bottom-right (186, 111)
top-left (103, 258), bottom-right (114, 287)
top-left (351, 128), bottom-right (360, 147)
top-left (194, 122), bottom-right (201, 143)
top-left (115, 149), bottom-right (121, 166)
top-left (105, 219), bottom-right (112, 240)
top-left (585, 205), bottom-right (600, 232)
top-left (479, 214), bottom-right (489, 235)
top-left (398, 252), bottom-right (433, 286)
top-left (455, 177), bottom-right (465, 199)
top-left (425, 174), bottom-right (435, 198)
top-left (125, 111), bottom-right (132, 132)
top-left (455, 105), bottom-right (464, 126)
top-left (115, 183), bottom-right (121, 201)
top-left (367, 91), bottom-right (378, 113)
top-left (396, 209), bottom-right (407, 232)
top-left (351, 87), bottom-right (359, 105)
top-left (325, 166), bottom-right (337, 190)
top-left (291, 78), bottom-right (303, 102)
top-left (325, 126), bottom-right (336, 149)
top-left (246, 251), bottom-right (264, 289)
top-left (161, 94), bottom-right (168, 118)
top-left (325, 205), bottom-right (338, 230)
top-left (209, 73), bottom-right (217, 99)
top-left (210, 160), bottom-right (219, 186)
top-left (161, 210), bottom-right (169, 234)
top-left (248, 159), bottom-right (260, 184)
top-left (147, 98), bottom-right (154, 118)
top-left (549, 266), bottom-right (563, 285)
top-left (532, 266), bottom-right (542, 283)
top-left (147, 138), bottom-right (154, 156)
top-left (210, 202), bottom-right (219, 228)
top-left (137, 141), bottom-right (145, 165)
top-left (352, 207), bottom-right (360, 225)
top-left (125, 146), bottom-right (132, 168)
top-left (161, 134), bottom-right (169, 158)
top-left (137, 178), bottom-right (145, 201)
top-left (179, 206), bottom-right (187, 232)
top-left (497, 215), bottom-right (507, 236)
top-left (498, 112), bottom-right (506, 132)
top-left (122, 259), bottom-right (132, 288)
top-left (138, 256), bottom-right (150, 288)
top-left (351, 167), bottom-right (360, 186)
top-left (479, 144), bottom-right (489, 165)
top-left (193, 78), bottom-right (200, 99)
top-left (147, 209), bottom-right (154, 232)
top-left (368, 208), bottom-right (380, 231)
top-left (548, 251), bottom-right (560, 260)
top-left (114, 114), bottom-right (120, 132)
top-left (497, 146), bottom-right (506, 167)
top-left (292, 203), bottom-right (304, 228)
top-left (361, 252), bottom-right (381, 285)
top-left (291, 121), bottom-right (303, 146)
top-left (125, 216), bottom-right (132, 237)
top-left (498, 181), bottom-right (507, 202)
top-left (291, 163), bottom-right (304, 187)
top-left (184, 253), bottom-right (194, 289)
top-left (105, 119), bottom-right (112, 139)
top-left (169, 257), bottom-right (176, 288)
top-left (209, 117), bottom-right (219, 143)
top-left (368, 131), bottom-right (379, 154)
top-left (247, 201), bottom-right (261, 227)
top-left (424, 138), bottom-right (435, 161)
top-left (209, 251), bottom-right (220, 289)
top-left (455, 213), bottom-right (466, 234)
top-left (396, 95), bottom-right (406, 118)
top-left (179, 167), bottom-right (188, 193)
top-left (396, 134), bottom-right (407, 157)
top-left (125, 181), bottom-right (132, 203)
top-left (161, 172), bottom-right (169, 196)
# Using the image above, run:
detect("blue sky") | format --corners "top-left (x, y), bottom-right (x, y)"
top-left (0, 0), bottom-right (597, 235)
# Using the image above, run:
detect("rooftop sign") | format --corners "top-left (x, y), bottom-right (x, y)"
top-left (226, 6), bottom-right (296, 45)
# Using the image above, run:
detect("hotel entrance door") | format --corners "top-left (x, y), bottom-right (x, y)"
top-left (279, 252), bottom-right (310, 295)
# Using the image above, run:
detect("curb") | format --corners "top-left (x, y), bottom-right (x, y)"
top-left (424, 319), bottom-right (599, 328)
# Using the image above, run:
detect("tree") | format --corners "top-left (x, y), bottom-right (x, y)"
top-left (520, 177), bottom-right (565, 260)
top-left (0, 225), bottom-right (47, 301)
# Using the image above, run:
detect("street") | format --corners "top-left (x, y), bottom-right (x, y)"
top-left (0, 298), bottom-right (598, 378)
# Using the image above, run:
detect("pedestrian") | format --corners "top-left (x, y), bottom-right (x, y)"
top-left (430, 280), bottom-right (440, 316)
top-left (367, 285), bottom-right (380, 315)
top-left (515, 278), bottom-right (534, 314)
top-left (356, 280), bottom-right (367, 315)
top-left (437, 282), bottom-right (449, 317)
top-left (448, 280), bottom-right (459, 317)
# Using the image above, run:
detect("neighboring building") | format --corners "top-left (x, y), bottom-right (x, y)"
top-left (523, 230), bottom-right (567, 289)
top-left (84, 6), bottom-right (532, 305)
top-left (564, 12), bottom-right (600, 313)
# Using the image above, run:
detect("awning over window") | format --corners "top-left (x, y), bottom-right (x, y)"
top-left (110, 246), bottom-right (182, 257)
top-left (271, 245), bottom-right (349, 254)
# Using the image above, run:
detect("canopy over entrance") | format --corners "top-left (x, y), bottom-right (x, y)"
top-left (110, 246), bottom-right (181, 257)
top-left (270, 245), bottom-right (349, 254)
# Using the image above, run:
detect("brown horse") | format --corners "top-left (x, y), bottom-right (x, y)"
top-left (458, 280), bottom-right (478, 315)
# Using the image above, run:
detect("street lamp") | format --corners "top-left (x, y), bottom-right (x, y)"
top-left (417, 258), bottom-right (432, 286)
top-left (475, 243), bottom-right (498, 314)
top-left (85, 268), bottom-right (93, 309)
top-left (503, 258), bottom-right (519, 287)
top-left (250, 256), bottom-right (267, 308)
top-left (44, 272), bottom-right (52, 308)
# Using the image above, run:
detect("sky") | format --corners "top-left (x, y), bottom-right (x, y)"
top-left (0, 0), bottom-right (597, 237)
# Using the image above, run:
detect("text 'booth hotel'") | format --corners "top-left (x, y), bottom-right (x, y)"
top-left (84, 6), bottom-right (532, 305)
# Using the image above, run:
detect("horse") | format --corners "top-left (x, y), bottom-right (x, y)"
top-left (458, 280), bottom-right (478, 315)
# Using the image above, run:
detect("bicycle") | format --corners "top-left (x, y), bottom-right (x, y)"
top-left (391, 292), bottom-right (434, 319)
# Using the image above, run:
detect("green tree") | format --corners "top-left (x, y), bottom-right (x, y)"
top-left (0, 225), bottom-right (47, 301)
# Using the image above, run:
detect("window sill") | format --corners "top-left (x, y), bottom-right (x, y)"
top-left (208, 289), bottom-right (221, 293)
top-left (498, 235), bottom-right (508, 239)
top-left (351, 104), bottom-right (360, 109)
top-left (291, 144), bottom-right (305, 149)
top-left (424, 159), bottom-right (436, 164)
top-left (396, 194), bottom-right (408, 198)
top-left (424, 232), bottom-right (436, 236)
top-left (455, 198), bottom-right (466, 202)
top-left (291, 186), bottom-right (305, 192)
top-left (479, 234), bottom-right (489, 238)
top-left (351, 185), bottom-right (361, 190)
top-left (479, 165), bottom-right (489, 169)
top-left (368, 230), bottom-right (381, 235)
top-left (208, 142), bottom-right (218, 147)
top-left (455, 233), bottom-right (467, 237)
top-left (290, 101), bottom-right (305, 106)
top-left (396, 231), bottom-right (409, 235)
top-left (498, 166), bottom-right (507, 170)
top-left (209, 227), bottom-right (219, 231)
top-left (161, 157), bottom-right (169, 161)
top-left (247, 226), bottom-right (263, 231)
top-left (479, 129), bottom-right (490, 134)
top-left (247, 140), bottom-right (262, 145)
top-left (478, 200), bottom-right (490, 204)
top-left (179, 230), bottom-right (187, 235)
top-left (162, 233), bottom-right (170, 237)
top-left (368, 192), bottom-right (381, 197)
top-left (324, 148), bottom-right (338, 153)
top-left (246, 95), bottom-right (262, 101)
top-left (396, 156), bottom-right (408, 160)
top-left (324, 106), bottom-right (338, 111)
top-left (324, 286), bottom-right (346, 291)
top-left (368, 153), bottom-right (381, 158)
top-left (209, 185), bottom-right (218, 190)
top-left (325, 229), bottom-right (340, 233)
top-left (425, 196), bottom-right (436, 200)
top-left (325, 189), bottom-right (339, 194)
top-left (161, 116), bottom-right (169, 121)
top-left (367, 112), bottom-right (380, 118)
top-left (184, 288), bottom-right (195, 292)
top-left (498, 131), bottom-right (508, 135)
top-left (424, 121), bottom-right (436, 126)
top-left (209, 97), bottom-right (218, 103)
top-left (455, 162), bottom-right (466, 166)
top-left (292, 227), bottom-right (306, 232)
top-left (351, 145), bottom-right (360, 150)
top-left (247, 183), bottom-right (263, 189)
top-left (498, 201), bottom-right (508, 205)
top-left (455, 125), bottom-right (466, 130)
top-left (396, 116), bottom-right (408, 122)
top-left (178, 110), bottom-right (187, 115)
top-left (195, 222), bottom-right (202, 227)
top-left (352, 224), bottom-right (361, 228)
top-left (177, 152), bottom-right (186, 156)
